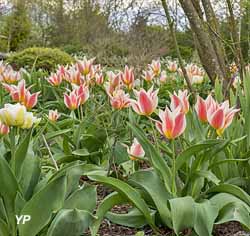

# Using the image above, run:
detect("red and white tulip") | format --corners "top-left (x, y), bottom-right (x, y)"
top-left (156, 106), bottom-right (186, 140)
top-left (48, 109), bottom-right (60, 122)
top-left (131, 86), bottom-right (158, 116)
top-left (127, 138), bottom-right (145, 161)
top-left (170, 90), bottom-right (190, 114)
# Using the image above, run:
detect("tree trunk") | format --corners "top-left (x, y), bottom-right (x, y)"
top-left (178, 0), bottom-right (227, 85)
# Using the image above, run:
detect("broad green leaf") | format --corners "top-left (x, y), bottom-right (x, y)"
top-left (209, 193), bottom-right (250, 212)
top-left (176, 140), bottom-right (223, 170)
top-left (64, 185), bottom-right (96, 212)
top-left (129, 170), bottom-right (172, 227)
top-left (128, 123), bottom-right (172, 193)
top-left (47, 209), bottom-right (95, 236)
top-left (18, 175), bottom-right (67, 236)
top-left (15, 192), bottom-right (26, 215)
top-left (169, 197), bottom-right (195, 235)
top-left (106, 208), bottom-right (155, 228)
top-left (215, 202), bottom-right (250, 229)
top-left (88, 175), bottom-right (157, 232)
top-left (14, 129), bottom-right (33, 179)
top-left (192, 170), bottom-right (220, 185)
top-left (90, 192), bottom-right (125, 236)
top-left (0, 156), bottom-right (19, 230)
top-left (194, 200), bottom-right (218, 236)
top-left (207, 184), bottom-right (250, 206)
top-left (19, 149), bottom-right (40, 200)
top-left (0, 218), bottom-right (9, 236)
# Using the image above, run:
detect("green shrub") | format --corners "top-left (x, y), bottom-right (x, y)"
top-left (7, 47), bottom-right (74, 71)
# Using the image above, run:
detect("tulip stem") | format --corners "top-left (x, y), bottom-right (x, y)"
top-left (42, 134), bottom-right (59, 171)
top-left (171, 140), bottom-right (177, 195)
top-left (150, 118), bottom-right (159, 152)
top-left (10, 127), bottom-right (16, 171)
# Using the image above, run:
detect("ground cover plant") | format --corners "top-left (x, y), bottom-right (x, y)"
top-left (0, 58), bottom-right (250, 236)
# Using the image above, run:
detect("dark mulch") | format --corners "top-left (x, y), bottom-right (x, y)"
top-left (83, 178), bottom-right (249, 236)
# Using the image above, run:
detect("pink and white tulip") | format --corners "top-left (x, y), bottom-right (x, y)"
top-left (142, 70), bottom-right (154, 83)
top-left (131, 86), bottom-right (158, 116)
top-left (195, 95), bottom-right (214, 122)
top-left (64, 90), bottom-right (81, 110)
top-left (167, 61), bottom-right (178, 73)
top-left (74, 84), bottom-right (89, 105)
top-left (127, 138), bottom-right (145, 161)
top-left (120, 66), bottom-right (134, 90)
top-left (48, 110), bottom-right (60, 122)
top-left (170, 90), bottom-right (190, 114)
top-left (76, 57), bottom-right (95, 76)
top-left (207, 100), bottom-right (239, 136)
top-left (149, 60), bottom-right (161, 76)
top-left (156, 106), bottom-right (186, 140)
top-left (47, 73), bottom-right (63, 86)
top-left (0, 122), bottom-right (9, 135)
top-left (109, 89), bottom-right (130, 110)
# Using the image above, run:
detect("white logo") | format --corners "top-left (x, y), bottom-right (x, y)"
top-left (16, 215), bottom-right (31, 224)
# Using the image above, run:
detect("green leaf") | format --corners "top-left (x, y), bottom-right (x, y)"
top-left (176, 140), bottom-right (224, 170)
top-left (14, 129), bottom-right (33, 179)
top-left (207, 184), bottom-right (250, 206)
top-left (72, 148), bottom-right (90, 156)
top-left (215, 202), bottom-right (250, 229)
top-left (209, 193), bottom-right (250, 212)
top-left (0, 218), bottom-right (9, 236)
top-left (19, 149), bottom-right (40, 200)
top-left (129, 170), bottom-right (172, 227)
top-left (0, 156), bottom-right (19, 230)
top-left (169, 196), bottom-right (195, 235)
top-left (193, 170), bottom-right (220, 185)
top-left (194, 200), bottom-right (218, 236)
top-left (106, 208), bottom-right (155, 228)
top-left (45, 129), bottom-right (71, 140)
top-left (128, 123), bottom-right (172, 193)
top-left (88, 175), bottom-right (157, 232)
top-left (18, 175), bottom-right (67, 236)
top-left (90, 192), bottom-right (125, 236)
top-left (47, 209), bottom-right (95, 236)
top-left (64, 185), bottom-right (96, 212)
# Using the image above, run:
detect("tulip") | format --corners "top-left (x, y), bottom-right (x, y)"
top-left (47, 73), bottom-right (63, 86)
top-left (167, 61), bottom-right (178, 73)
top-left (0, 103), bottom-right (40, 128)
top-left (142, 70), bottom-right (154, 83)
top-left (156, 106), bottom-right (186, 140)
top-left (107, 71), bottom-right (120, 88)
top-left (170, 90), bottom-right (189, 114)
top-left (0, 122), bottom-right (9, 135)
top-left (74, 84), bottom-right (89, 105)
top-left (64, 90), bottom-right (81, 110)
top-left (65, 67), bottom-right (84, 85)
top-left (48, 110), bottom-right (60, 122)
top-left (57, 65), bottom-right (68, 79)
top-left (149, 60), bottom-right (161, 76)
top-left (120, 66), bottom-right (134, 90)
top-left (109, 89), bottom-right (130, 110)
top-left (76, 57), bottom-right (95, 75)
top-left (131, 86), bottom-right (158, 116)
top-left (160, 71), bottom-right (167, 84)
top-left (207, 100), bottom-right (239, 136)
top-left (195, 95), bottom-right (213, 123)
top-left (2, 79), bottom-right (26, 103)
top-left (0, 67), bottom-right (21, 84)
top-left (127, 138), bottom-right (145, 161)
top-left (0, 61), bottom-right (6, 75)
top-left (95, 73), bottom-right (104, 85)
top-left (24, 91), bottom-right (40, 110)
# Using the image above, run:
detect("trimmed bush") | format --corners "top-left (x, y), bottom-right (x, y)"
top-left (7, 47), bottom-right (74, 71)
